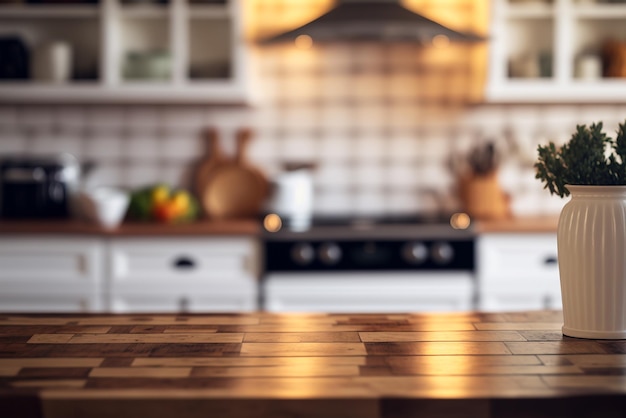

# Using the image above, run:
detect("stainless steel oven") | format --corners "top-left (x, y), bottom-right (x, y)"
top-left (261, 213), bottom-right (476, 313)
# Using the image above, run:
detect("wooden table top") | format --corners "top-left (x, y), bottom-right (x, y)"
top-left (1, 310), bottom-right (625, 418)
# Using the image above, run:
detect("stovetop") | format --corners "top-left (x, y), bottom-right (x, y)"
top-left (263, 212), bottom-right (475, 241)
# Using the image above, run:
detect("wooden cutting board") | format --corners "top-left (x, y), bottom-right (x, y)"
top-left (194, 127), bottom-right (223, 200)
top-left (200, 128), bottom-right (269, 219)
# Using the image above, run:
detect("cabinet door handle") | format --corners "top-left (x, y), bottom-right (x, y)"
top-left (173, 257), bottom-right (196, 269)
top-left (544, 256), bottom-right (557, 265)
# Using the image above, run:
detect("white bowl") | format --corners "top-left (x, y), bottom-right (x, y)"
top-left (78, 187), bottom-right (129, 229)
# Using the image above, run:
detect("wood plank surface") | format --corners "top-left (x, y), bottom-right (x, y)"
top-left (1, 310), bottom-right (626, 418)
top-left (0, 219), bottom-right (260, 237)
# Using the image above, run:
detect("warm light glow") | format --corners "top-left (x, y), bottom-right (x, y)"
top-left (450, 212), bottom-right (471, 230)
top-left (295, 34), bottom-right (314, 49)
top-left (432, 34), bottom-right (450, 48)
top-left (264, 213), bottom-right (283, 232)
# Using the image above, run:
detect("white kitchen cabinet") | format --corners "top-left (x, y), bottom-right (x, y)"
top-left (106, 237), bottom-right (259, 312)
top-left (0, 237), bottom-right (103, 312)
top-left (0, 0), bottom-right (248, 104)
top-left (487, 0), bottom-right (626, 102)
top-left (477, 233), bottom-right (562, 311)
top-left (0, 235), bottom-right (259, 313)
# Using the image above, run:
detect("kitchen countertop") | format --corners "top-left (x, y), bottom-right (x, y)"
top-left (0, 219), bottom-right (260, 236)
top-left (0, 216), bottom-right (560, 236)
top-left (1, 310), bottom-right (625, 418)
top-left (475, 216), bottom-right (559, 234)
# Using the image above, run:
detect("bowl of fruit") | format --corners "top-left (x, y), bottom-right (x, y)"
top-left (127, 184), bottom-right (199, 223)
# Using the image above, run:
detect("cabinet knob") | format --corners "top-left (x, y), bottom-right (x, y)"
top-left (173, 257), bottom-right (196, 269)
top-left (318, 242), bottom-right (342, 265)
top-left (431, 242), bottom-right (454, 265)
top-left (544, 256), bottom-right (557, 265)
top-left (402, 242), bottom-right (428, 264)
top-left (291, 243), bottom-right (315, 265)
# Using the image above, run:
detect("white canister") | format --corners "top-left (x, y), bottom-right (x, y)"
top-left (33, 41), bottom-right (72, 83)
top-left (576, 54), bottom-right (602, 80)
top-left (270, 168), bottom-right (314, 232)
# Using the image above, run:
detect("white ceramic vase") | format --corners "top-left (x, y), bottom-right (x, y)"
top-left (558, 185), bottom-right (626, 339)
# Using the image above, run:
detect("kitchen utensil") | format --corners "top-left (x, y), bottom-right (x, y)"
top-left (194, 127), bottom-right (223, 199)
top-left (459, 172), bottom-right (510, 220)
top-left (268, 162), bottom-right (316, 231)
top-left (468, 141), bottom-right (497, 176)
top-left (576, 54), bottom-right (602, 79)
top-left (201, 128), bottom-right (268, 219)
top-left (77, 187), bottom-right (129, 229)
top-left (32, 41), bottom-right (72, 83)
top-left (123, 50), bottom-right (171, 80)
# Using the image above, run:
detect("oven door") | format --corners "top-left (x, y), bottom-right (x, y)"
top-left (263, 272), bottom-right (475, 313)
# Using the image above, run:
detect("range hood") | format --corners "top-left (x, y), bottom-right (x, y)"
top-left (259, 0), bottom-right (485, 45)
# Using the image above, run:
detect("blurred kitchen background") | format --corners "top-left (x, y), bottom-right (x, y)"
top-left (4, 0), bottom-right (623, 217)
top-left (1, 0), bottom-right (626, 313)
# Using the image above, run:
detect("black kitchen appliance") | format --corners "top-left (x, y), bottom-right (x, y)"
top-left (262, 213), bottom-right (477, 312)
top-left (0, 154), bottom-right (80, 219)
top-left (0, 36), bottom-right (30, 80)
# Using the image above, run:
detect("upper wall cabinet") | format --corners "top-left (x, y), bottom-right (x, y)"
top-left (487, 0), bottom-right (626, 103)
top-left (0, 0), bottom-right (249, 104)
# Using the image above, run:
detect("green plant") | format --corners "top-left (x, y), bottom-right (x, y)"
top-left (535, 121), bottom-right (626, 197)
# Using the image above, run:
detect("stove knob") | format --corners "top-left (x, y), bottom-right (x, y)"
top-left (291, 243), bottom-right (315, 265)
top-left (318, 242), bottom-right (342, 265)
top-left (431, 242), bottom-right (454, 265)
top-left (402, 242), bottom-right (428, 264)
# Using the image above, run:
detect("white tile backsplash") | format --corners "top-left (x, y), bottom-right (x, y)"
top-left (85, 163), bottom-right (123, 189)
top-left (126, 107), bottom-right (162, 128)
top-left (314, 163), bottom-right (353, 190)
top-left (0, 128), bottom-right (26, 154)
top-left (161, 129), bottom-right (203, 162)
top-left (161, 107), bottom-right (207, 131)
top-left (83, 129), bottom-right (124, 161)
top-left (387, 134), bottom-right (421, 163)
top-left (354, 135), bottom-right (387, 162)
top-left (30, 129), bottom-right (63, 155)
top-left (125, 129), bottom-right (163, 161)
top-left (353, 191), bottom-right (387, 216)
top-left (123, 164), bottom-right (161, 189)
top-left (1, 43), bottom-right (621, 218)
top-left (54, 129), bottom-right (84, 159)
top-left (314, 188), bottom-right (354, 215)
top-left (280, 132), bottom-right (318, 161)
top-left (18, 106), bottom-right (55, 128)
top-left (87, 106), bottom-right (126, 128)
top-left (0, 107), bottom-right (18, 126)
top-left (353, 162), bottom-right (386, 189)
top-left (318, 132), bottom-right (353, 162)
top-left (55, 107), bottom-right (86, 130)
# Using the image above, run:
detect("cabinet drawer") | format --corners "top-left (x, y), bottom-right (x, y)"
top-left (478, 234), bottom-right (559, 283)
top-left (109, 289), bottom-right (258, 313)
top-left (0, 292), bottom-right (99, 313)
top-left (480, 292), bottom-right (562, 312)
top-left (0, 237), bottom-right (102, 288)
top-left (108, 238), bottom-right (258, 286)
